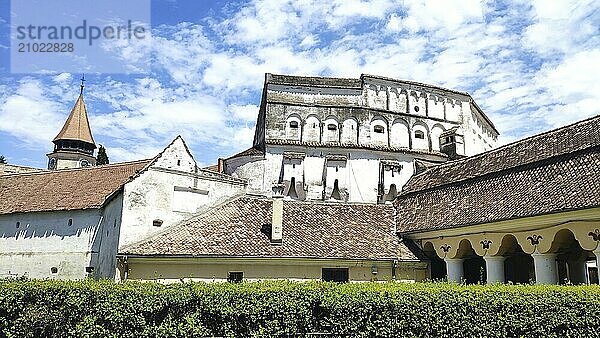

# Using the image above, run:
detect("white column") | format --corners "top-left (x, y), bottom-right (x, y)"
top-left (568, 258), bottom-right (588, 284)
top-left (445, 258), bottom-right (464, 283)
top-left (484, 256), bottom-right (505, 284)
top-left (532, 253), bottom-right (558, 284)
top-left (594, 251), bottom-right (600, 284)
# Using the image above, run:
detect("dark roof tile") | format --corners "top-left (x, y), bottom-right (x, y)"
top-left (396, 115), bottom-right (600, 234)
top-left (121, 196), bottom-right (417, 261)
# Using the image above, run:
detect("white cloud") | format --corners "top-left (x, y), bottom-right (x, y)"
top-left (400, 0), bottom-right (484, 33)
top-left (2, 0), bottom-right (599, 166)
top-left (230, 104), bottom-right (259, 122)
top-left (0, 79), bottom-right (64, 147)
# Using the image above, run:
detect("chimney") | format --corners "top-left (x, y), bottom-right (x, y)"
top-left (271, 195), bottom-right (283, 244)
top-left (217, 158), bottom-right (225, 173)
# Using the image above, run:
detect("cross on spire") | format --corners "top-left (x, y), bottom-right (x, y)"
top-left (80, 74), bottom-right (85, 95)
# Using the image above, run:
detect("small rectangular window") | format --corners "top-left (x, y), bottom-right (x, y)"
top-left (16, 221), bottom-right (20, 229)
top-left (374, 125), bottom-right (385, 134)
top-left (68, 219), bottom-right (73, 226)
top-left (322, 268), bottom-right (349, 283)
top-left (327, 124), bottom-right (337, 131)
top-left (289, 121), bottom-right (299, 128)
top-left (228, 271), bottom-right (243, 283)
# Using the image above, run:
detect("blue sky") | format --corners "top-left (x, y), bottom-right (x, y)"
top-left (0, 0), bottom-right (598, 168)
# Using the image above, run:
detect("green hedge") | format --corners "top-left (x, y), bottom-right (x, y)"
top-left (0, 280), bottom-right (599, 338)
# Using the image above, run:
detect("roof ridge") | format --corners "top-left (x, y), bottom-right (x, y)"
top-left (405, 114), bottom-right (600, 188)
top-left (1, 159), bottom-right (153, 177)
top-left (267, 73), bottom-right (359, 84)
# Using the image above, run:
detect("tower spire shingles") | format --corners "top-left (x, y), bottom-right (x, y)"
top-left (47, 76), bottom-right (97, 169)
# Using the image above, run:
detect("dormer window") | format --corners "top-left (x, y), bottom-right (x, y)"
top-left (374, 125), bottom-right (385, 134)
top-left (415, 131), bottom-right (425, 139)
top-left (327, 124), bottom-right (337, 131)
top-left (289, 121), bottom-right (299, 128)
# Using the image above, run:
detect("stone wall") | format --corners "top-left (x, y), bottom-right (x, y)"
top-left (228, 145), bottom-right (443, 204)
top-left (124, 257), bottom-right (427, 283)
top-left (257, 74), bottom-right (498, 154)
top-left (0, 208), bottom-right (101, 279)
top-left (230, 74), bottom-right (499, 204)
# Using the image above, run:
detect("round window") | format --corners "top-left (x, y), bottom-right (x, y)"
top-left (80, 159), bottom-right (90, 167)
top-left (48, 158), bottom-right (57, 170)
top-left (414, 106), bottom-right (420, 112)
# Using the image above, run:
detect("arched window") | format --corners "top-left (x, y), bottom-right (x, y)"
top-left (415, 131), bottom-right (425, 139)
top-left (286, 117), bottom-right (302, 140)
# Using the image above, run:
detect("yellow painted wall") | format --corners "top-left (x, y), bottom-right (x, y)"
top-left (124, 258), bottom-right (427, 283)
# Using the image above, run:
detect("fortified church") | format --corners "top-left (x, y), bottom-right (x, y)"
top-left (0, 74), bottom-right (598, 285)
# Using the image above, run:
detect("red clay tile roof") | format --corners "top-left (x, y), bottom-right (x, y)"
top-left (225, 147), bottom-right (264, 160)
top-left (0, 160), bottom-right (151, 215)
top-left (396, 115), bottom-right (600, 234)
top-left (120, 195), bottom-right (418, 261)
top-left (202, 164), bottom-right (219, 172)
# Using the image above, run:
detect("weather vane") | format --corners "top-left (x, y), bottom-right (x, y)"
top-left (80, 74), bottom-right (85, 95)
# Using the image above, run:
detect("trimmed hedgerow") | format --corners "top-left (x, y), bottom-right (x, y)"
top-left (0, 280), bottom-right (599, 337)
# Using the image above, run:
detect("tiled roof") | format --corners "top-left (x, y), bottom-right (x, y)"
top-left (53, 93), bottom-right (96, 145)
top-left (396, 115), bottom-right (600, 234)
top-left (225, 147), bottom-right (264, 160)
top-left (402, 115), bottom-right (600, 194)
top-left (202, 164), bottom-right (219, 172)
top-left (267, 73), bottom-right (362, 88)
top-left (121, 196), bottom-right (418, 261)
top-left (0, 160), bottom-right (151, 215)
top-left (0, 164), bottom-right (44, 176)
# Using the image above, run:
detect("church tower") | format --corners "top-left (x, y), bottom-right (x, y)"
top-left (47, 77), bottom-right (97, 170)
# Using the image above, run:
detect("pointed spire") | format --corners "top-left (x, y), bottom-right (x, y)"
top-left (53, 78), bottom-right (96, 147)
